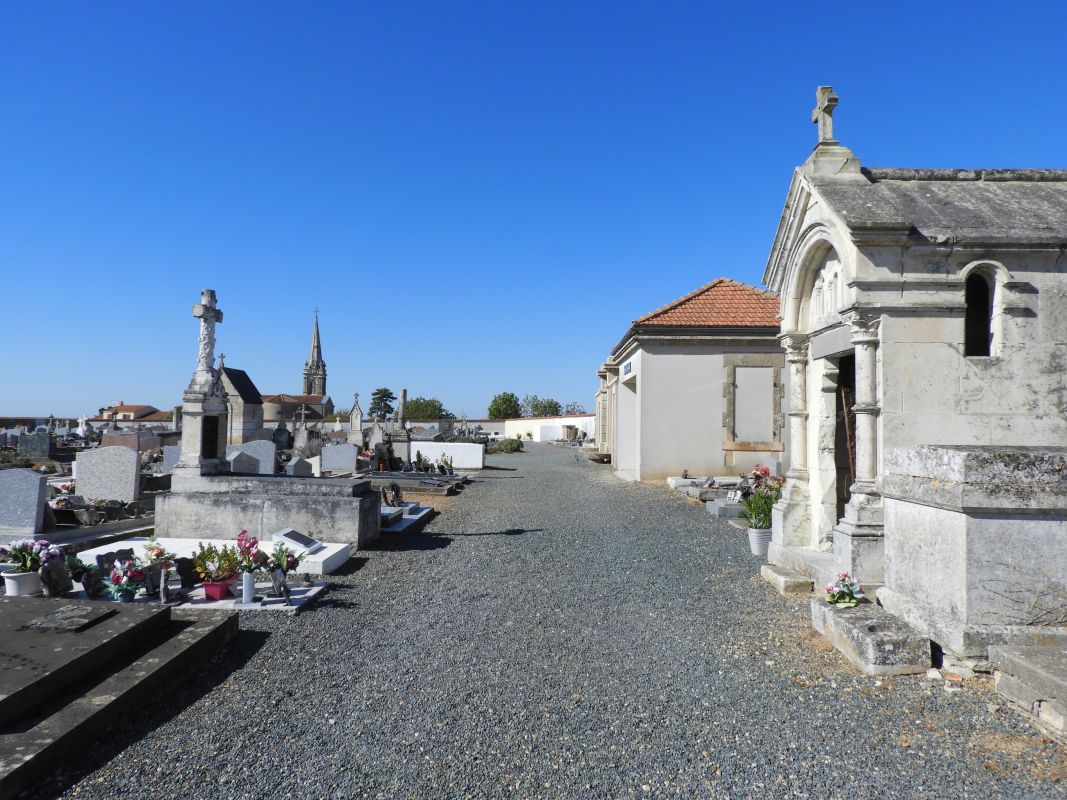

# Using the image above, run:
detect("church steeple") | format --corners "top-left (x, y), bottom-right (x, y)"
top-left (303, 312), bottom-right (327, 396)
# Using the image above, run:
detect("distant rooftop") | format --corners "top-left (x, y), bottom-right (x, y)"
top-left (633, 278), bottom-right (780, 328)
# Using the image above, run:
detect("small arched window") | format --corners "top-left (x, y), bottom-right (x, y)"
top-left (964, 272), bottom-right (993, 357)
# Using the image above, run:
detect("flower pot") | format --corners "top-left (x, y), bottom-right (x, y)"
top-left (113, 589), bottom-right (136, 603)
top-left (241, 571), bottom-right (255, 604)
top-left (0, 563), bottom-right (17, 576)
top-left (747, 527), bottom-right (772, 557)
top-left (202, 581), bottom-right (231, 601)
top-left (4, 570), bottom-right (43, 597)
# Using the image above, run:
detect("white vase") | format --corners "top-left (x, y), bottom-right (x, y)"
top-left (5, 570), bottom-right (43, 597)
top-left (747, 527), bottom-right (773, 557)
top-left (241, 571), bottom-right (255, 604)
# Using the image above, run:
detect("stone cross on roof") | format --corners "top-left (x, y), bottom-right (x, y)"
top-left (812, 86), bottom-right (839, 145)
top-left (192, 289), bottom-right (223, 372)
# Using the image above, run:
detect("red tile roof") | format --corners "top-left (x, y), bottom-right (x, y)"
top-left (634, 278), bottom-right (779, 328)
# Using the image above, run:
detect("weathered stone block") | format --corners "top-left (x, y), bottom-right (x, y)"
top-left (810, 598), bottom-right (929, 676)
top-left (760, 564), bottom-right (813, 596)
top-left (991, 646), bottom-right (1067, 743)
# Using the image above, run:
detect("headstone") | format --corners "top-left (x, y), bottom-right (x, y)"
top-left (321, 443), bottom-right (358, 473)
top-left (0, 469), bottom-right (48, 533)
top-left (306, 455), bottom-right (322, 477)
top-left (161, 445), bottom-right (181, 474)
top-left (75, 446), bottom-right (141, 502)
top-left (286, 457), bottom-right (313, 477)
top-left (245, 428), bottom-right (274, 442)
top-left (228, 451), bottom-right (258, 474)
top-left (17, 430), bottom-right (52, 461)
top-left (226, 440), bottom-right (276, 475)
top-left (367, 422), bottom-right (385, 450)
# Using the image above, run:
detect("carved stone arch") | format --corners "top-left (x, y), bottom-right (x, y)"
top-left (781, 224), bottom-right (850, 334)
top-left (959, 260), bottom-right (1011, 358)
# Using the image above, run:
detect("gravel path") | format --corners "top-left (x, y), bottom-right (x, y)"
top-left (34, 444), bottom-right (1067, 799)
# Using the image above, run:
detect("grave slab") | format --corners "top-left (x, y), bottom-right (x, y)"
top-left (990, 645), bottom-right (1067, 743)
top-left (810, 597), bottom-right (929, 676)
top-left (0, 596), bottom-right (169, 727)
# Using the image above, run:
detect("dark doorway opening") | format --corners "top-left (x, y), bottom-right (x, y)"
top-left (834, 354), bottom-right (856, 523)
top-left (964, 273), bottom-right (993, 357)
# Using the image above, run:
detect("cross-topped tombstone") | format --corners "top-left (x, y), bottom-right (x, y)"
top-left (176, 288), bottom-right (229, 476)
top-left (812, 85), bottom-right (839, 145)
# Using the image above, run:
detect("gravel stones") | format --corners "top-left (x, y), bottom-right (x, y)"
top-left (27, 445), bottom-right (1067, 799)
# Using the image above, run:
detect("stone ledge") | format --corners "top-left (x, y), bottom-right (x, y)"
top-left (990, 645), bottom-right (1067, 743)
top-left (810, 598), bottom-right (929, 676)
top-left (760, 564), bottom-right (813, 596)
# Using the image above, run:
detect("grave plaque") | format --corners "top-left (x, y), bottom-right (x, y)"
top-left (285, 457), bottom-right (313, 477)
top-left (228, 451), bottom-right (259, 474)
top-left (727, 489), bottom-right (743, 503)
top-left (272, 527), bottom-right (324, 555)
top-left (20, 604), bottom-right (116, 633)
top-left (174, 557), bottom-right (199, 589)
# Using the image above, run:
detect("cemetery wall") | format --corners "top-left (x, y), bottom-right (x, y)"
top-left (504, 414), bottom-right (596, 441)
top-left (415, 442), bottom-right (485, 469)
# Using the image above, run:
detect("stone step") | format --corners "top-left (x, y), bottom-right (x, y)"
top-left (760, 564), bottom-right (813, 596)
top-left (380, 506), bottom-right (405, 525)
top-left (810, 597), bottom-right (930, 676)
top-left (0, 608), bottom-right (237, 798)
top-left (990, 645), bottom-right (1067, 743)
top-left (383, 506), bottom-right (435, 534)
top-left (0, 597), bottom-right (171, 728)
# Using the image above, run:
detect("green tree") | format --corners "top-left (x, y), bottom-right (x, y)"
top-left (523, 395), bottom-right (562, 417)
top-left (562, 402), bottom-right (587, 415)
top-left (405, 396), bottom-right (455, 420)
top-left (487, 391), bottom-right (522, 419)
top-left (369, 387), bottom-right (397, 419)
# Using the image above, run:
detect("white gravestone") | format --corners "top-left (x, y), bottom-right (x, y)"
top-left (0, 468), bottom-right (48, 534)
top-left (225, 440), bottom-right (276, 476)
top-left (161, 445), bottom-right (181, 474)
top-left (75, 446), bottom-right (141, 503)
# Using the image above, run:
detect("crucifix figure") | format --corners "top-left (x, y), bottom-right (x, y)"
top-left (296, 404), bottom-right (308, 427)
top-left (217, 352), bottom-right (226, 369)
top-left (192, 289), bottom-right (224, 372)
top-left (812, 86), bottom-right (839, 145)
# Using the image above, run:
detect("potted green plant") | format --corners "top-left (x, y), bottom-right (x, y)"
top-left (192, 542), bottom-right (240, 601)
top-left (740, 488), bottom-right (779, 557)
top-left (0, 540), bottom-right (63, 597)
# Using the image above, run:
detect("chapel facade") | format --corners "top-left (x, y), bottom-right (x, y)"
top-left (764, 88), bottom-right (1067, 655)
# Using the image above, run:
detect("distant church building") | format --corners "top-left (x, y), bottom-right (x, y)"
top-left (303, 313), bottom-right (327, 396)
top-left (262, 314), bottom-right (334, 422)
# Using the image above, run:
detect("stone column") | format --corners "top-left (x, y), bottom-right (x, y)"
top-left (850, 315), bottom-right (881, 493)
top-left (769, 333), bottom-right (812, 556)
top-left (783, 334), bottom-right (809, 478)
top-left (832, 312), bottom-right (885, 585)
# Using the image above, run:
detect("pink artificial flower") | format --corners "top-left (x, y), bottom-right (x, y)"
top-left (836, 572), bottom-right (849, 581)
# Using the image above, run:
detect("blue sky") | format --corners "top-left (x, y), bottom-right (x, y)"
top-left (2, 1), bottom-right (1065, 418)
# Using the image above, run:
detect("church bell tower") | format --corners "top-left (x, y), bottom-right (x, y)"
top-left (303, 313), bottom-right (327, 396)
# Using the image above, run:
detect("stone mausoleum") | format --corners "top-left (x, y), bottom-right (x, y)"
top-left (764, 87), bottom-right (1067, 656)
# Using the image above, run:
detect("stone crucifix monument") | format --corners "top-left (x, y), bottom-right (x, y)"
top-left (806, 85), bottom-right (861, 177)
top-left (175, 289), bottom-right (230, 477)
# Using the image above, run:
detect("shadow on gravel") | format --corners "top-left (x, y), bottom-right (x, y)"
top-left (480, 465), bottom-right (518, 471)
top-left (449, 528), bottom-right (544, 537)
top-left (366, 534), bottom-right (453, 551)
top-left (28, 630), bottom-right (271, 800)
top-left (329, 556), bottom-right (369, 576)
